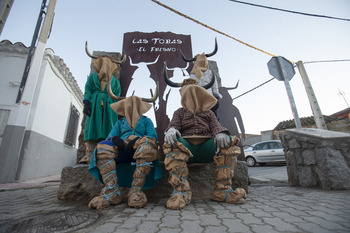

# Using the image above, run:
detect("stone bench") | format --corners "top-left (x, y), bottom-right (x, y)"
top-left (57, 161), bottom-right (249, 202)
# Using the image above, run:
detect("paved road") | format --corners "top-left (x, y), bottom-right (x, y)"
top-left (0, 184), bottom-right (349, 233)
top-left (248, 164), bottom-right (288, 184)
top-left (248, 164), bottom-right (287, 176)
top-left (0, 168), bottom-right (350, 233)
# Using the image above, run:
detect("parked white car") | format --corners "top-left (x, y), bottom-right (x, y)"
top-left (244, 140), bottom-right (285, 167)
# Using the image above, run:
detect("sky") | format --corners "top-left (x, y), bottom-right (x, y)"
top-left (1, 0), bottom-right (350, 135)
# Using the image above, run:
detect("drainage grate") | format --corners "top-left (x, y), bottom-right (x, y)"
top-left (0, 210), bottom-right (99, 233)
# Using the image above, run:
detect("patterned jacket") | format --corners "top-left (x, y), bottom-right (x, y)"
top-left (167, 107), bottom-right (228, 136)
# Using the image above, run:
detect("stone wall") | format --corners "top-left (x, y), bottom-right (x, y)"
top-left (274, 117), bottom-right (350, 141)
top-left (327, 118), bottom-right (350, 133)
top-left (280, 128), bottom-right (350, 190)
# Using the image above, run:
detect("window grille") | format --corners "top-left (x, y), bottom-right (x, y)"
top-left (64, 105), bottom-right (80, 147)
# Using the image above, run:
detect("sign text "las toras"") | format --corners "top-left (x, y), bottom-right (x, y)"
top-left (132, 37), bottom-right (183, 53)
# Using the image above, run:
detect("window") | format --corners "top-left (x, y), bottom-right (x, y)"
top-left (254, 143), bottom-right (268, 150)
top-left (0, 109), bottom-right (10, 148)
top-left (269, 142), bottom-right (282, 149)
top-left (64, 105), bottom-right (80, 147)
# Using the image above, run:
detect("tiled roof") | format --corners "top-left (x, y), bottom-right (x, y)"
top-left (274, 115), bottom-right (341, 130)
top-left (331, 107), bottom-right (350, 117)
top-left (0, 40), bottom-right (83, 103)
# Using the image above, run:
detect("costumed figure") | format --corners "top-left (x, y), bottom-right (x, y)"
top-left (80, 42), bottom-right (126, 164)
top-left (162, 68), bottom-right (247, 210)
top-left (180, 38), bottom-right (222, 114)
top-left (88, 79), bottom-right (161, 210)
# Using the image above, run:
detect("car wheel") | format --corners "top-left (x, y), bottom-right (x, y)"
top-left (246, 156), bottom-right (256, 167)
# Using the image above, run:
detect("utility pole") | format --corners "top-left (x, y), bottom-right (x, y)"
top-left (0, 0), bottom-right (14, 36)
top-left (16, 0), bottom-right (56, 109)
top-left (296, 61), bottom-right (327, 130)
top-left (16, 0), bottom-right (47, 103)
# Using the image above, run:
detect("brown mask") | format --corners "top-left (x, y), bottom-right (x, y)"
top-left (92, 56), bottom-right (120, 91)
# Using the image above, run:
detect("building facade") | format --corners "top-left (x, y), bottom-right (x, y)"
top-left (0, 40), bottom-right (83, 182)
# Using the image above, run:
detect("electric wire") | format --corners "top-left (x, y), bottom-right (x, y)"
top-left (151, 0), bottom-right (279, 59)
top-left (228, 0), bottom-right (350, 22)
top-left (151, 0), bottom-right (349, 100)
top-left (302, 59), bottom-right (350, 64)
top-left (232, 78), bottom-right (275, 101)
top-left (236, 58), bottom-right (350, 100)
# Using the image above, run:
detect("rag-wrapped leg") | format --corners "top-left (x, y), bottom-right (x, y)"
top-left (128, 136), bottom-right (158, 208)
top-left (79, 140), bottom-right (97, 164)
top-left (88, 143), bottom-right (123, 210)
top-left (163, 142), bottom-right (192, 210)
top-left (210, 136), bottom-right (247, 204)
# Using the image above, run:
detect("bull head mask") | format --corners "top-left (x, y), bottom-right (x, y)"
top-left (85, 41), bottom-right (127, 64)
top-left (163, 38), bottom-right (218, 88)
top-left (108, 78), bottom-right (159, 129)
top-left (85, 41), bottom-right (127, 91)
top-left (179, 38), bottom-right (218, 62)
top-left (107, 78), bottom-right (159, 103)
top-left (163, 62), bottom-right (215, 89)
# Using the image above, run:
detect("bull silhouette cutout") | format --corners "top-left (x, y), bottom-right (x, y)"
top-left (163, 62), bottom-right (190, 119)
top-left (127, 55), bottom-right (160, 126)
top-left (217, 83), bottom-right (246, 141)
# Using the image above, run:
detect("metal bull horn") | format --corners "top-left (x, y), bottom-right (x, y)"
top-left (225, 80), bottom-right (240, 90)
top-left (180, 38), bottom-right (218, 62)
top-left (107, 78), bottom-right (159, 103)
top-left (85, 41), bottom-right (127, 64)
top-left (163, 62), bottom-right (215, 89)
top-left (163, 62), bottom-right (182, 87)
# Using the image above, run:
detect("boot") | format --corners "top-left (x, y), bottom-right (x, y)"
top-left (79, 140), bottom-right (97, 164)
top-left (210, 136), bottom-right (247, 204)
top-left (163, 142), bottom-right (192, 210)
top-left (128, 137), bottom-right (158, 208)
top-left (88, 142), bottom-right (123, 210)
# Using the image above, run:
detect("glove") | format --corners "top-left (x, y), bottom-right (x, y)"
top-left (126, 136), bottom-right (140, 152)
top-left (83, 100), bottom-right (91, 117)
top-left (164, 128), bottom-right (181, 145)
top-left (111, 136), bottom-right (126, 151)
top-left (214, 133), bottom-right (230, 148)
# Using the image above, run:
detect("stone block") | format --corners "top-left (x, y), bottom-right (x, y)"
top-left (286, 165), bottom-right (298, 186)
top-left (302, 149), bottom-right (316, 165)
top-left (57, 165), bottom-right (103, 201)
top-left (297, 166), bottom-right (317, 187)
top-left (288, 138), bottom-right (301, 149)
top-left (294, 149), bottom-right (304, 165)
top-left (232, 161), bottom-right (249, 192)
top-left (57, 161), bottom-right (249, 201)
top-left (315, 148), bottom-right (350, 190)
top-left (285, 151), bottom-right (296, 167)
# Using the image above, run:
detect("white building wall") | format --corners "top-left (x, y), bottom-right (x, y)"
top-left (30, 58), bottom-right (76, 142)
top-left (0, 52), bottom-right (25, 126)
top-left (0, 40), bottom-right (84, 182)
top-left (0, 56), bottom-right (25, 104)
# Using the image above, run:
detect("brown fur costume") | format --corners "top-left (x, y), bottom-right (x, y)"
top-left (88, 96), bottom-right (159, 210)
top-left (163, 85), bottom-right (246, 209)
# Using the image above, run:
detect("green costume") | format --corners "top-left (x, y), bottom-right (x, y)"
top-left (83, 72), bottom-right (121, 141)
